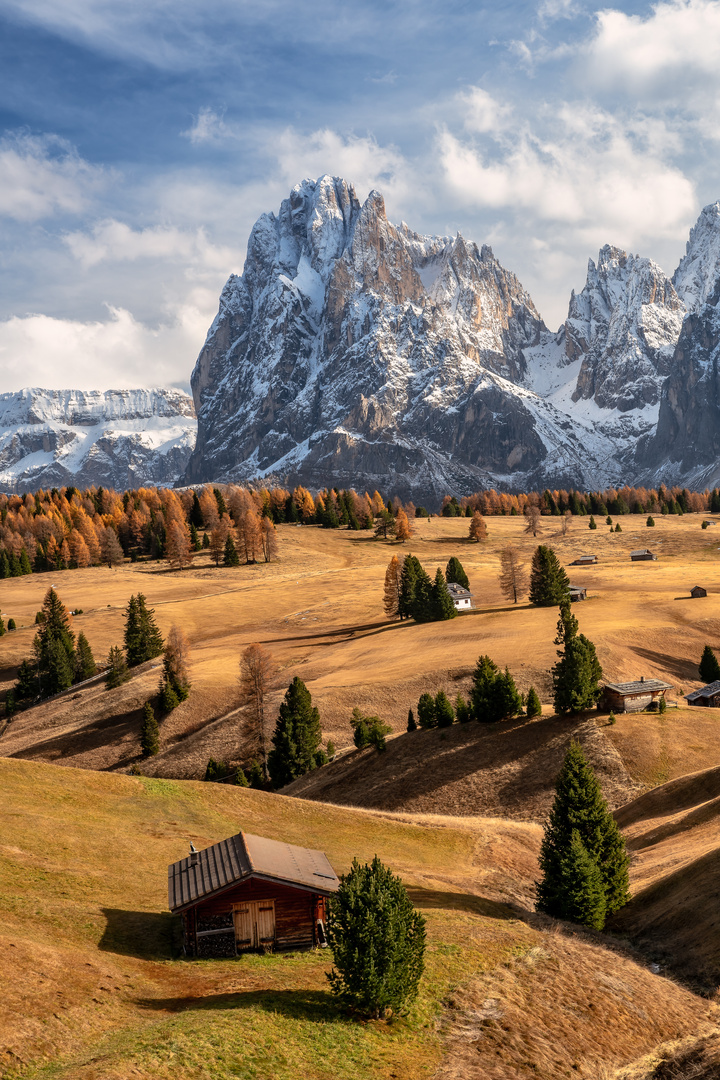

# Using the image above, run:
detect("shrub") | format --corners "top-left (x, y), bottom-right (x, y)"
top-left (327, 856), bottom-right (426, 1019)
top-left (350, 708), bottom-right (392, 751)
top-left (589, 516), bottom-right (597, 530)
top-left (647, 515), bottom-right (655, 527)
top-left (7, 618), bottom-right (15, 630)
top-left (608, 711), bottom-right (616, 725)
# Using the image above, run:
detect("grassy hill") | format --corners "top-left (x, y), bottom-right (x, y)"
top-left (3, 513), bottom-right (720, 797)
top-left (2, 757), bottom-right (719, 1080)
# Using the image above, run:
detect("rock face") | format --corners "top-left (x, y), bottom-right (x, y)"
top-left (0, 388), bottom-right (196, 493)
top-left (564, 246), bottom-right (684, 412)
top-left (185, 177), bottom-right (637, 497)
top-left (183, 182), bottom-right (720, 496)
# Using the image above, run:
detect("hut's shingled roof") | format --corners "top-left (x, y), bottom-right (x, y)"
top-left (603, 679), bottom-right (673, 695)
top-left (168, 831), bottom-right (339, 912)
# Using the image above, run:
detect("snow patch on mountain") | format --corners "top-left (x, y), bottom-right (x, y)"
top-left (673, 201), bottom-right (720, 312)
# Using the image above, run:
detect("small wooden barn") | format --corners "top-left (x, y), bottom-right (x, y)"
top-left (686, 680), bottom-right (720, 707)
top-left (630, 549), bottom-right (657, 561)
top-left (446, 582), bottom-right (473, 610)
top-left (568, 585), bottom-right (587, 602)
top-left (168, 831), bottom-right (339, 958)
top-left (690, 586), bottom-right (708, 598)
top-left (600, 678), bottom-right (673, 713)
top-left (570, 554), bottom-right (598, 566)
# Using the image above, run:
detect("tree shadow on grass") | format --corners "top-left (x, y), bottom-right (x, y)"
top-left (99, 908), bottom-right (180, 960)
top-left (405, 885), bottom-right (517, 920)
top-left (629, 646), bottom-right (698, 683)
top-left (135, 987), bottom-right (347, 1023)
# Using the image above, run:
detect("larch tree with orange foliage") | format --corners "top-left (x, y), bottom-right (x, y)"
top-left (260, 516), bottom-right (279, 562)
top-left (383, 555), bottom-right (402, 618)
top-left (166, 520), bottom-right (193, 569)
top-left (468, 511), bottom-right (488, 541)
top-left (395, 508), bottom-right (412, 542)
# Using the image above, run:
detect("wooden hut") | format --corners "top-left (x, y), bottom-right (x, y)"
top-left (690, 586), bottom-right (708, 598)
top-left (168, 831), bottom-right (339, 958)
top-left (568, 585), bottom-right (587, 601)
top-left (630, 549), bottom-right (657, 561)
top-left (570, 554), bottom-right (598, 566)
top-left (599, 677), bottom-right (673, 713)
top-left (686, 681), bottom-right (720, 707)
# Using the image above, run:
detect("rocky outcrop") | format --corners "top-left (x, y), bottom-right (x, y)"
top-left (184, 176), bottom-right (616, 498)
top-left (0, 388), bottom-right (196, 492)
top-left (673, 201), bottom-right (720, 312)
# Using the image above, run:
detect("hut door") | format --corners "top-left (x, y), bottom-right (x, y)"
top-left (233, 901), bottom-right (275, 949)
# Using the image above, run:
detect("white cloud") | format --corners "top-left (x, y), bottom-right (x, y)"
top-left (64, 219), bottom-right (236, 272)
top-left (460, 87), bottom-right (513, 135)
top-left (181, 107), bottom-right (235, 146)
top-left (0, 303), bottom-right (209, 391)
top-left (0, 133), bottom-right (105, 222)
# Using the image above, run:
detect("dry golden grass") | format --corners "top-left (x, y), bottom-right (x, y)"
top-left (1, 757), bottom-right (717, 1080)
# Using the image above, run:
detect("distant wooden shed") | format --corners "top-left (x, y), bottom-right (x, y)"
top-left (600, 677), bottom-right (673, 713)
top-left (168, 831), bottom-right (339, 958)
top-left (568, 585), bottom-right (587, 601)
top-left (630, 549), bottom-right (657, 561)
top-left (570, 554), bottom-right (598, 566)
top-left (690, 586), bottom-right (708, 598)
top-left (686, 680), bottom-right (720, 707)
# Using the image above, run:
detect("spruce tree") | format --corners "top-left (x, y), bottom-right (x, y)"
top-left (124, 594), bottom-right (164, 667)
top-left (699, 645), bottom-right (720, 682)
top-left (647, 515), bottom-right (655, 527)
top-left (526, 686), bottom-right (542, 717)
top-left (417, 692), bottom-right (437, 728)
top-left (407, 708), bottom-right (417, 732)
top-left (445, 557), bottom-right (470, 590)
top-left (435, 690), bottom-right (455, 727)
top-left (223, 534), bottom-right (240, 566)
top-left (431, 568), bottom-right (457, 621)
top-left (106, 646), bottom-right (130, 689)
top-left (469, 654), bottom-right (501, 722)
top-left (398, 554), bottom-right (420, 620)
top-left (529, 546), bottom-right (571, 607)
top-left (327, 856), bottom-right (426, 1019)
top-left (455, 693), bottom-right (471, 723)
top-left (19, 549), bottom-right (32, 575)
top-left (552, 601), bottom-right (603, 714)
top-left (557, 832), bottom-right (607, 930)
top-left (32, 587), bottom-right (76, 697)
top-left (588, 515), bottom-right (597, 530)
top-left (141, 702), bottom-right (159, 757)
top-left (536, 741), bottom-right (629, 924)
top-left (0, 615), bottom-right (5, 637)
top-left (267, 677), bottom-right (323, 787)
top-left (74, 632), bottom-right (97, 682)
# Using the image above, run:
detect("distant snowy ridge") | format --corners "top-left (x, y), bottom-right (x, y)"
top-left (0, 387), bottom-right (196, 493)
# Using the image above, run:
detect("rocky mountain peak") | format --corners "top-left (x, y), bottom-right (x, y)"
top-left (672, 200), bottom-right (720, 312)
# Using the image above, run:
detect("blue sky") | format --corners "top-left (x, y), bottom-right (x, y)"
top-left (0, 0), bottom-right (718, 391)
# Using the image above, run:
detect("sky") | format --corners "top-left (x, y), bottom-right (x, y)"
top-left (0, 0), bottom-right (719, 393)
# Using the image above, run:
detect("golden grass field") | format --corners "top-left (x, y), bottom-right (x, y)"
top-left (2, 756), bottom-right (720, 1080)
top-left (2, 511), bottom-right (720, 796)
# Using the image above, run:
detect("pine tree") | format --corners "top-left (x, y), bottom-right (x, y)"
top-left (647, 515), bottom-right (655, 527)
top-left (267, 677), bottom-right (323, 788)
top-left (435, 690), bottom-right (455, 727)
top-left (407, 708), bottom-right (416, 732)
top-left (556, 832), bottom-right (607, 930)
top-left (398, 554), bottom-right (419, 620)
top-left (124, 594), bottom-right (164, 667)
top-left (106, 645), bottom-right (130, 689)
top-left (159, 625), bottom-right (191, 711)
top-left (529, 546), bottom-right (570, 607)
top-left (432, 568), bottom-right (457, 621)
top-left (455, 693), bottom-right (471, 723)
top-left (526, 686), bottom-right (542, 717)
top-left (469, 654), bottom-right (501, 722)
top-left (399, 555), bottom-right (434, 622)
top-left (552, 601), bottom-right (603, 714)
top-left (536, 741), bottom-right (629, 923)
top-left (588, 515), bottom-right (597, 530)
top-left (32, 587), bottom-right (76, 697)
top-left (74, 632), bottom-right (97, 682)
top-left (223, 534), bottom-right (240, 566)
top-left (189, 522), bottom-right (201, 551)
top-left (417, 692), bottom-right (437, 728)
top-left (383, 555), bottom-right (402, 619)
top-left (699, 645), bottom-right (720, 682)
top-left (19, 548), bottom-right (32, 575)
top-left (0, 615), bottom-right (5, 637)
top-left (350, 708), bottom-right (391, 750)
top-left (141, 702), bottom-right (159, 757)
top-left (445, 557), bottom-right (469, 590)
top-left (327, 856), bottom-right (426, 1019)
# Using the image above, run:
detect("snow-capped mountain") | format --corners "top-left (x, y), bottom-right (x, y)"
top-left (186, 175), bottom-right (718, 498)
top-left (0, 388), bottom-right (196, 493)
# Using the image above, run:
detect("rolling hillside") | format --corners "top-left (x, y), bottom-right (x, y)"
top-left (2, 757), bottom-right (719, 1080)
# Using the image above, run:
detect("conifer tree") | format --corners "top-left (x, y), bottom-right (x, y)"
top-left (417, 692), bottom-right (437, 728)
top-left (223, 534), bottom-right (240, 566)
top-left (468, 511), bottom-right (488, 542)
top-left (74, 632), bottom-right (97, 682)
top-left (432, 568), bottom-right (457, 621)
top-left (395, 508), bottom-right (412, 542)
top-left (588, 515), bottom-right (597, 530)
top-left (529, 546), bottom-right (571, 607)
top-left (552, 601), bottom-right (603, 714)
top-left (327, 856), bottom-right (426, 1018)
top-left (498, 544), bottom-right (528, 604)
top-left (398, 554), bottom-right (419, 620)
top-left (646, 515), bottom-right (655, 527)
top-left (141, 702), bottom-right (159, 757)
top-left (536, 741), bottom-right (629, 925)
top-left (445, 557), bottom-right (469, 590)
top-left (239, 642), bottom-right (274, 780)
top-left (190, 522), bottom-right (201, 551)
top-left (106, 645), bottom-right (130, 689)
top-left (102, 528), bottom-right (125, 567)
top-left (455, 693), bottom-right (471, 722)
top-left (383, 555), bottom-right (402, 619)
top-left (469, 654), bottom-right (501, 722)
top-left (526, 686), bottom-right (542, 717)
top-left (0, 615), bottom-right (5, 637)
top-left (159, 625), bottom-right (190, 711)
top-left (19, 548), bottom-right (32, 575)
top-left (699, 645), bottom-right (720, 683)
top-left (407, 708), bottom-right (416, 732)
top-left (32, 587), bottom-right (76, 697)
top-left (267, 677), bottom-right (322, 788)
top-left (556, 832), bottom-right (607, 930)
top-left (124, 594), bottom-right (164, 667)
top-left (435, 690), bottom-right (454, 727)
